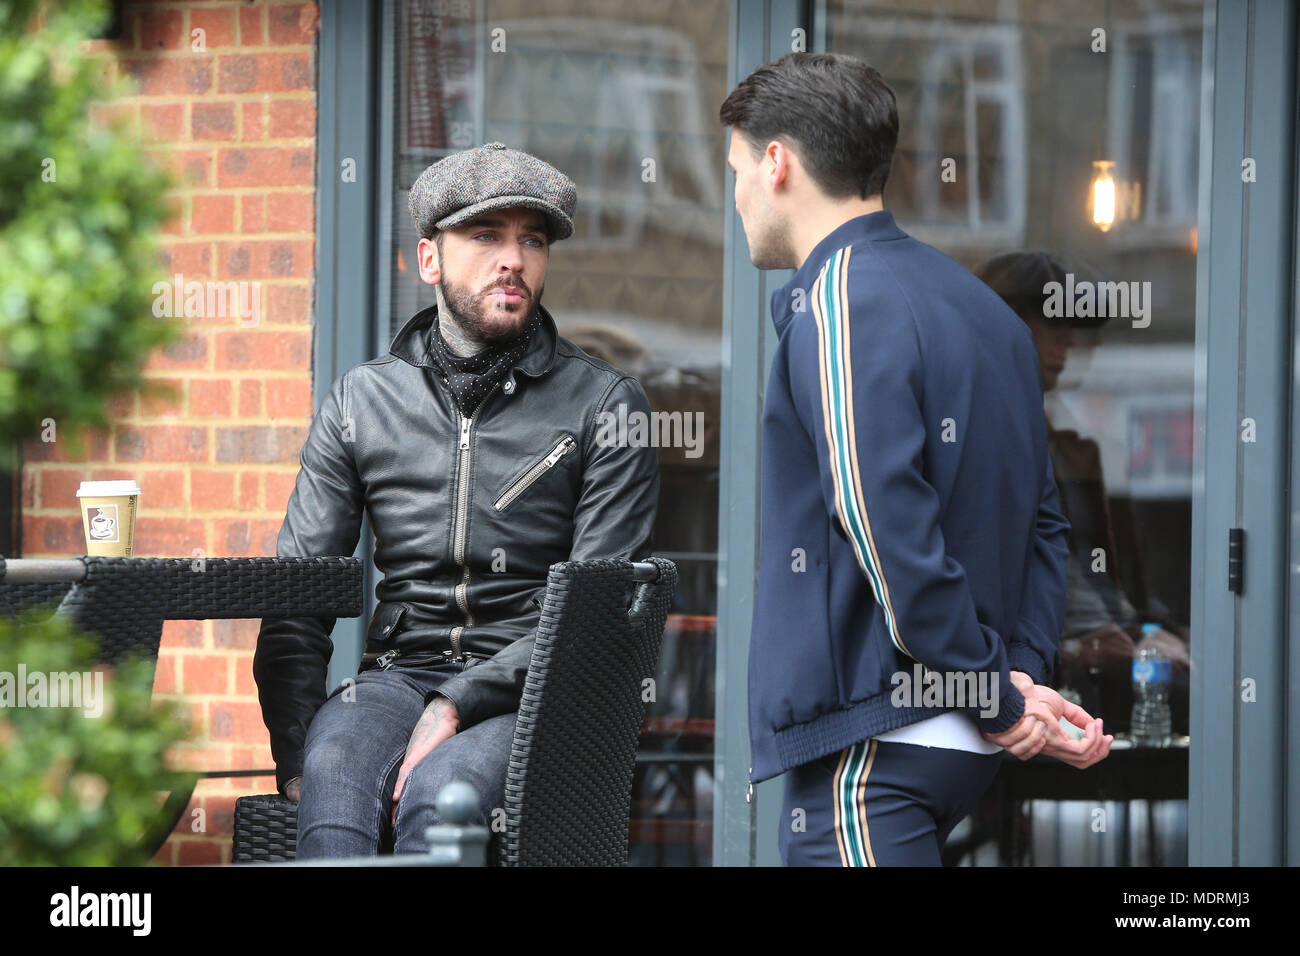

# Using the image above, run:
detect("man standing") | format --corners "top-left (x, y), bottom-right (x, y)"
top-left (718, 54), bottom-right (1111, 866)
top-left (253, 142), bottom-right (659, 858)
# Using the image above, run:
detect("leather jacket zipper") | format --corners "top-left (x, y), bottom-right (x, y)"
top-left (493, 435), bottom-right (577, 511)
top-left (367, 649), bottom-right (446, 671)
top-left (449, 382), bottom-right (500, 662)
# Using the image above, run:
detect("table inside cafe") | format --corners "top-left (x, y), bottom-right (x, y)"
top-left (972, 735), bottom-right (1191, 866)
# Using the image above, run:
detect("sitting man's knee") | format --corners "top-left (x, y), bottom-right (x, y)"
top-left (302, 732), bottom-right (364, 783)
top-left (407, 759), bottom-right (480, 815)
top-left (402, 752), bottom-right (505, 826)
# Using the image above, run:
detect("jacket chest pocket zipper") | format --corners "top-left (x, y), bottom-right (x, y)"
top-left (492, 435), bottom-right (577, 511)
top-left (369, 651), bottom-right (446, 671)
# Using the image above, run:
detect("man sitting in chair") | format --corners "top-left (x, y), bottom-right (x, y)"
top-left (253, 142), bottom-right (660, 859)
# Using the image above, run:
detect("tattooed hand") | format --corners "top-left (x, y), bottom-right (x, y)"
top-left (391, 695), bottom-right (460, 826)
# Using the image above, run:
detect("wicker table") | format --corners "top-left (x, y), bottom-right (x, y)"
top-left (0, 554), bottom-right (364, 855)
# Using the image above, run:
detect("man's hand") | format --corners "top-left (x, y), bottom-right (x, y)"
top-left (982, 674), bottom-right (1065, 759)
top-left (284, 776), bottom-right (302, 803)
top-left (984, 672), bottom-right (1113, 768)
top-left (1007, 669), bottom-right (1036, 698)
top-left (979, 670), bottom-right (1065, 759)
top-left (1018, 683), bottom-right (1113, 769)
top-left (390, 696), bottom-right (460, 826)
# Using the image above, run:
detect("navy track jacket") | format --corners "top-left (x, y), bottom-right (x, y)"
top-left (748, 211), bottom-right (1071, 784)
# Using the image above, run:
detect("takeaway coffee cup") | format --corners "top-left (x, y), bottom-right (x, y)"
top-left (76, 480), bottom-right (141, 557)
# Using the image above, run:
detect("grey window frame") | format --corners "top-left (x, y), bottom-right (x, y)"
top-left (317, 0), bottom-right (381, 689)
top-left (1196, 0), bottom-right (1298, 867)
top-left (316, 0), bottom-right (1298, 866)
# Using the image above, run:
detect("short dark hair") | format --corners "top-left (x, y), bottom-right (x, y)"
top-left (719, 52), bottom-right (899, 200)
top-left (974, 251), bottom-right (1111, 329)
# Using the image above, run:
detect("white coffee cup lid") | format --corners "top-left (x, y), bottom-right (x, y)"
top-left (76, 480), bottom-right (142, 497)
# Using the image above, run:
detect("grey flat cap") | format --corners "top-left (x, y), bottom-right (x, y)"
top-left (408, 141), bottom-right (578, 242)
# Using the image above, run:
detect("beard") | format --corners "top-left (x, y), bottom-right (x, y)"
top-left (438, 271), bottom-right (544, 347)
top-left (743, 202), bottom-right (798, 271)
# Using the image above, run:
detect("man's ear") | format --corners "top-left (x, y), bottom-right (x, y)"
top-left (766, 140), bottom-right (791, 190)
top-left (417, 235), bottom-right (442, 285)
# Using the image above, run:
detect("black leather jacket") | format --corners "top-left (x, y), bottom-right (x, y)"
top-left (253, 303), bottom-right (660, 793)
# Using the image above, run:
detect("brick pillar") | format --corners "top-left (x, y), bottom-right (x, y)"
top-left (20, 0), bottom-right (323, 866)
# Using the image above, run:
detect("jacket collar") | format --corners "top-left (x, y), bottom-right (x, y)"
top-left (389, 300), bottom-right (560, 379)
top-left (769, 209), bottom-right (907, 333)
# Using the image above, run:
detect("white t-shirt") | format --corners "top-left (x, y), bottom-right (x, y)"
top-left (873, 710), bottom-right (1004, 754)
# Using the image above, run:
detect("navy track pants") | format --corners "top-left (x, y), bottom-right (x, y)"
top-left (779, 739), bottom-right (1003, 866)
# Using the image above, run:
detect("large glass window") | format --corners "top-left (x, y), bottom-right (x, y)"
top-left (385, 0), bottom-right (728, 864)
top-left (827, 0), bottom-right (1203, 865)
top-left (377, 0), bottom-right (1211, 866)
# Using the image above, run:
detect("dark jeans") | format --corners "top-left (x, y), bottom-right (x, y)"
top-left (296, 662), bottom-right (517, 860)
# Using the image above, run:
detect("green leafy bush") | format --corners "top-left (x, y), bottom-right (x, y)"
top-left (0, 611), bottom-right (195, 865)
top-left (0, 0), bottom-right (181, 467)
top-left (0, 1), bottom-right (202, 865)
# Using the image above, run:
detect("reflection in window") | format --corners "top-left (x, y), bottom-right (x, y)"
top-left (829, 0), bottom-right (1203, 866)
top-left (829, 12), bottom-right (1027, 246)
top-left (1111, 18), bottom-right (1203, 235)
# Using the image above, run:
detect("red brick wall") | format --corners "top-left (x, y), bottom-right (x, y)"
top-left (20, 0), bottom-right (321, 865)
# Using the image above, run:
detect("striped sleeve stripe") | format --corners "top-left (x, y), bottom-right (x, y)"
top-left (810, 247), bottom-right (915, 661)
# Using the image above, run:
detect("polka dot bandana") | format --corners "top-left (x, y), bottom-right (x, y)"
top-left (426, 309), bottom-right (542, 417)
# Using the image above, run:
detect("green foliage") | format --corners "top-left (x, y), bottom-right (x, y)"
top-left (0, 610), bottom-right (195, 865)
top-left (0, 0), bottom-right (181, 467)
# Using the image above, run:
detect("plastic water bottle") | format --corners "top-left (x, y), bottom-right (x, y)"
top-left (1130, 623), bottom-right (1172, 747)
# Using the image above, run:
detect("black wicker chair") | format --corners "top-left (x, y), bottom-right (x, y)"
top-left (233, 556), bottom-right (678, 866)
